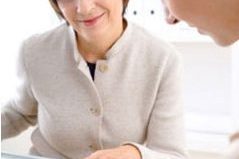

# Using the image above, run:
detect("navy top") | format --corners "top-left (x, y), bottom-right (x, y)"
top-left (86, 62), bottom-right (96, 80)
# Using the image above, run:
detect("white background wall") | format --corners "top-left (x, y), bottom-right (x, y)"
top-left (231, 43), bottom-right (239, 133)
top-left (1, 0), bottom-right (238, 159)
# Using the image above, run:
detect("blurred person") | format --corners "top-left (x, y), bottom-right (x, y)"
top-left (161, 0), bottom-right (239, 158)
top-left (162, 0), bottom-right (239, 46)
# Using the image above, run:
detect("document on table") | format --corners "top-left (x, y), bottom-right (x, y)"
top-left (1, 152), bottom-right (51, 159)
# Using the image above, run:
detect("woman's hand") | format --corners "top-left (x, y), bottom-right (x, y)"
top-left (225, 132), bottom-right (239, 159)
top-left (84, 145), bottom-right (141, 159)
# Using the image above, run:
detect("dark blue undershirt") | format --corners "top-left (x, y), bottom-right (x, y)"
top-left (86, 62), bottom-right (96, 80)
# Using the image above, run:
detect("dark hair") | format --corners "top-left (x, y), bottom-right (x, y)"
top-left (49, 0), bottom-right (129, 20)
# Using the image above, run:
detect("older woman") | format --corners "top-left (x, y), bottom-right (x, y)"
top-left (1, 0), bottom-right (187, 158)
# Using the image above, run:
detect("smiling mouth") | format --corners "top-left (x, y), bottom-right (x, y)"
top-left (79, 13), bottom-right (105, 27)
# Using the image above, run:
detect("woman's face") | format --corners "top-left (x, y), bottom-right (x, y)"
top-left (163, 0), bottom-right (239, 46)
top-left (57, 0), bottom-right (124, 40)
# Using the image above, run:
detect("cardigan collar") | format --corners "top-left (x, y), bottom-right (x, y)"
top-left (68, 19), bottom-right (133, 65)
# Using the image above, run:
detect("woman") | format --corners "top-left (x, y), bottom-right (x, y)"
top-left (1, 0), bottom-right (187, 158)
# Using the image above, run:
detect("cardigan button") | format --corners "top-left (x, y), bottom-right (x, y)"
top-left (90, 107), bottom-right (101, 116)
top-left (89, 144), bottom-right (98, 151)
top-left (99, 64), bottom-right (108, 73)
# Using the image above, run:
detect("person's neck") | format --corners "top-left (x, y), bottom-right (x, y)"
top-left (226, 17), bottom-right (239, 44)
top-left (77, 20), bottom-right (125, 63)
top-left (229, 0), bottom-right (239, 42)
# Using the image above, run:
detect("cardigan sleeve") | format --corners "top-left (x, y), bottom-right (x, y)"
top-left (1, 40), bottom-right (38, 140)
top-left (123, 50), bottom-right (188, 159)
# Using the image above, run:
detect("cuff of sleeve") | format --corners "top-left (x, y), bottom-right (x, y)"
top-left (121, 142), bottom-right (170, 159)
top-left (121, 142), bottom-right (143, 159)
top-left (121, 142), bottom-right (186, 159)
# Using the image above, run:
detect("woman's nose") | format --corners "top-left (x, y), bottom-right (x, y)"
top-left (162, 2), bottom-right (180, 24)
top-left (76, 0), bottom-right (95, 15)
top-left (166, 13), bottom-right (180, 24)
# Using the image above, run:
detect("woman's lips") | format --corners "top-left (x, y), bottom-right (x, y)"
top-left (82, 13), bottom-right (105, 27)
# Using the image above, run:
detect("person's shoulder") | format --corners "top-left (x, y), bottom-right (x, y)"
top-left (23, 22), bottom-right (69, 47)
top-left (19, 23), bottom-right (70, 62)
top-left (129, 22), bottom-right (180, 60)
